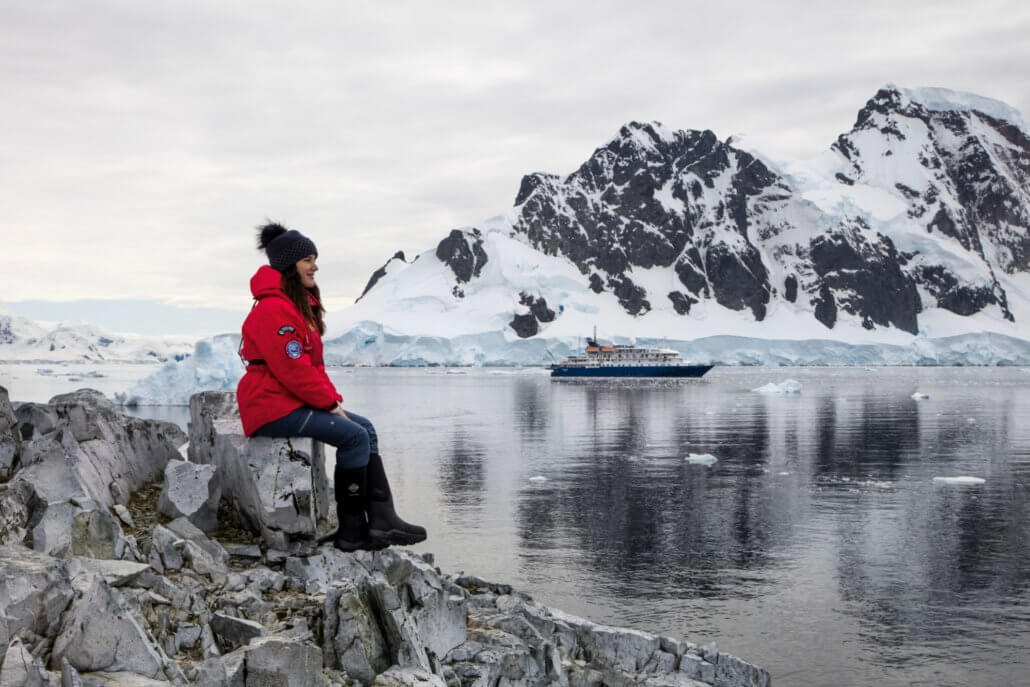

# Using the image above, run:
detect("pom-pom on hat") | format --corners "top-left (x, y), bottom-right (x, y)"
top-left (257, 223), bottom-right (318, 272)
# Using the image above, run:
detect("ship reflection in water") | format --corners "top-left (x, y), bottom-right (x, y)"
top-left (333, 366), bottom-right (1030, 687)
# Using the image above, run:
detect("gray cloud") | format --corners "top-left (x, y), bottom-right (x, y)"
top-left (2, 0), bottom-right (1028, 324)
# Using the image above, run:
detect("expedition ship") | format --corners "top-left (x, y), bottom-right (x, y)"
top-left (550, 332), bottom-right (713, 378)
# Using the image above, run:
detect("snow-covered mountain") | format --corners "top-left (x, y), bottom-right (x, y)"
top-left (0, 309), bottom-right (194, 363)
top-left (337, 85), bottom-right (1029, 358)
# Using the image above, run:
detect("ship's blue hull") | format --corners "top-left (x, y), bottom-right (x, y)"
top-left (550, 364), bottom-right (713, 378)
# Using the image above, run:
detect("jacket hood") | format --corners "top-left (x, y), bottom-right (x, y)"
top-left (250, 265), bottom-right (285, 299)
top-left (249, 265), bottom-right (322, 307)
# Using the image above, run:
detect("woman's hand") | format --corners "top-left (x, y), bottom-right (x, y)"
top-left (331, 404), bottom-right (348, 419)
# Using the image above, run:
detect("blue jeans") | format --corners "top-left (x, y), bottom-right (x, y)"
top-left (254, 407), bottom-right (377, 469)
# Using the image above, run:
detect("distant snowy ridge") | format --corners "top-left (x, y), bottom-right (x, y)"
top-left (338, 84), bottom-right (1030, 355)
top-left (0, 308), bottom-right (193, 363)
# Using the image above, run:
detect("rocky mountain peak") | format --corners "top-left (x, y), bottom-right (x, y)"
top-left (355, 86), bottom-right (1029, 341)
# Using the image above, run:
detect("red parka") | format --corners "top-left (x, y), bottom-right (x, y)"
top-left (236, 265), bottom-right (342, 436)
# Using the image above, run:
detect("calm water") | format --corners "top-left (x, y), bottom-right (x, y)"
top-left (3, 364), bottom-right (1029, 686)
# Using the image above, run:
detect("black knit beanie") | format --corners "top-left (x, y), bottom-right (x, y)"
top-left (266, 229), bottom-right (318, 272)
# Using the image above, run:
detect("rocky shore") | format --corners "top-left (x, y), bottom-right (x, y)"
top-left (0, 386), bottom-right (770, 686)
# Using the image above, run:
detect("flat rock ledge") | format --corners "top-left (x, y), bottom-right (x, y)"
top-left (0, 385), bottom-right (770, 686)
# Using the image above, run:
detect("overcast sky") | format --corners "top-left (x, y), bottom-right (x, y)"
top-left (2, 0), bottom-right (1028, 336)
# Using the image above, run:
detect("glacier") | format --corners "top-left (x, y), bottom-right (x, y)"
top-left (114, 328), bottom-right (1030, 406)
top-left (115, 334), bottom-right (244, 406)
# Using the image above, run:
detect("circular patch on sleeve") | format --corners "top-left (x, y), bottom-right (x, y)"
top-left (285, 340), bottom-right (303, 359)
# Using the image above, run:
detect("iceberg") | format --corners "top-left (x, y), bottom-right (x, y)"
top-left (933, 476), bottom-right (986, 485)
top-left (685, 453), bottom-right (719, 467)
top-left (751, 379), bottom-right (802, 395)
top-left (911, 392), bottom-right (929, 400)
top-left (115, 334), bottom-right (244, 406)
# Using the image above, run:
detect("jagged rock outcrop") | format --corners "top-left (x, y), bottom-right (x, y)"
top-left (0, 388), bottom-right (183, 556)
top-left (0, 389), bottom-right (770, 686)
top-left (187, 392), bottom-right (330, 550)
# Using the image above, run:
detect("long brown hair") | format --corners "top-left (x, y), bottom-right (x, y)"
top-left (280, 265), bottom-right (326, 335)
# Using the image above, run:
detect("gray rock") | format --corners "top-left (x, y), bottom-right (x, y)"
top-left (0, 545), bottom-right (74, 639)
top-left (0, 479), bottom-right (34, 546)
top-left (222, 650), bottom-right (245, 686)
top-left (452, 575), bottom-right (512, 596)
top-left (112, 505), bottom-right (135, 529)
top-left (185, 392), bottom-right (238, 466)
top-left (549, 607), bottom-right (662, 673)
top-left (13, 401), bottom-right (59, 441)
top-left (3, 392), bottom-right (184, 556)
top-left (715, 652), bottom-right (769, 687)
top-left (61, 657), bottom-right (84, 687)
top-left (71, 509), bottom-right (128, 560)
top-left (371, 550), bottom-right (468, 662)
top-left (264, 549), bottom-right (289, 565)
top-left (148, 526), bottom-right (183, 573)
top-left (322, 582), bottom-right (389, 683)
top-left (372, 666), bottom-right (447, 687)
top-left (200, 624), bottom-right (220, 659)
top-left (284, 549), bottom-right (373, 595)
top-left (188, 393), bottom-right (329, 547)
top-left (157, 460), bottom-right (221, 533)
top-left (0, 387), bottom-right (20, 483)
top-left (180, 540), bottom-right (229, 584)
top-left (0, 638), bottom-right (52, 687)
top-left (678, 653), bottom-right (716, 684)
top-left (209, 613), bottom-right (266, 653)
top-left (191, 657), bottom-right (227, 687)
top-left (76, 672), bottom-right (174, 686)
top-left (244, 568), bottom-right (286, 593)
top-left (237, 637), bottom-right (324, 687)
top-left (174, 624), bottom-right (202, 652)
top-left (66, 558), bottom-right (151, 593)
top-left (0, 615), bottom-right (8, 673)
top-left (50, 578), bottom-right (170, 680)
top-left (47, 390), bottom-right (185, 510)
top-left (164, 516), bottom-right (206, 542)
top-left (224, 544), bottom-right (262, 560)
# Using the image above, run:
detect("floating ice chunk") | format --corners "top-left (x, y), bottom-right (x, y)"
top-left (751, 379), bottom-right (802, 395)
top-left (911, 392), bottom-right (929, 400)
top-left (933, 476), bottom-right (985, 485)
top-left (685, 453), bottom-right (718, 466)
top-left (528, 475), bottom-right (548, 482)
top-left (966, 418), bottom-right (976, 423)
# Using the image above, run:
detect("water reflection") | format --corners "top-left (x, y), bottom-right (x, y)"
top-left (507, 370), bottom-right (1030, 686)
top-left (437, 428), bottom-right (487, 513)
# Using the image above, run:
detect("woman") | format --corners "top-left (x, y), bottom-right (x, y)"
top-left (236, 222), bottom-right (426, 552)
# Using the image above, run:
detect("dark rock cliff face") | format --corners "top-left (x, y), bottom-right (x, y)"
top-left (833, 86), bottom-right (1030, 322)
top-left (436, 229), bottom-right (489, 284)
top-left (512, 122), bottom-right (783, 319)
top-left (360, 88), bottom-right (1029, 338)
top-left (807, 219), bottom-right (922, 333)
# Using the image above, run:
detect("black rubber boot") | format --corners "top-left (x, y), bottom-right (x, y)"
top-left (331, 465), bottom-right (370, 552)
top-left (366, 453), bottom-right (427, 547)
